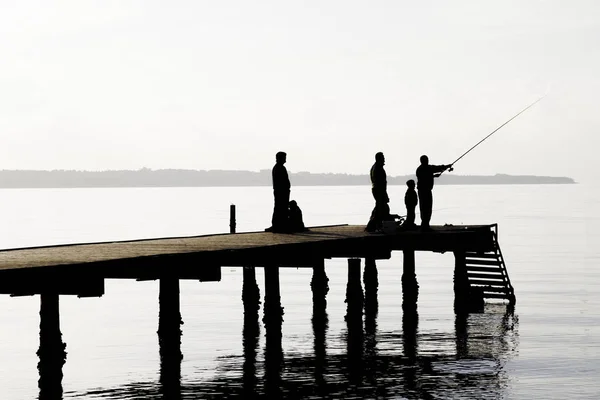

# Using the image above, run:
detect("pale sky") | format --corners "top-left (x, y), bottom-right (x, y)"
top-left (1, 1), bottom-right (598, 182)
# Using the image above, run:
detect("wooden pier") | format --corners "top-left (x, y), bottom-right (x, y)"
top-left (0, 224), bottom-right (513, 298)
top-left (0, 222), bottom-right (516, 396)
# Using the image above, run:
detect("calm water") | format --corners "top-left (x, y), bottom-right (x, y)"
top-left (0, 184), bottom-right (598, 399)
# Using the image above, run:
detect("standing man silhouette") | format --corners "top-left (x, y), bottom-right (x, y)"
top-left (267, 151), bottom-right (291, 232)
top-left (416, 155), bottom-right (451, 230)
top-left (366, 152), bottom-right (389, 232)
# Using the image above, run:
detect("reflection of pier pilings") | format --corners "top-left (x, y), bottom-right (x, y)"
top-left (402, 309), bottom-right (419, 394)
top-left (242, 266), bottom-right (261, 397)
top-left (455, 312), bottom-right (468, 359)
top-left (37, 293), bottom-right (66, 400)
top-left (263, 266), bottom-right (283, 398)
top-left (402, 250), bottom-right (419, 312)
top-left (242, 298), bottom-right (260, 398)
top-left (345, 259), bottom-right (364, 384)
top-left (311, 260), bottom-right (329, 390)
top-left (158, 277), bottom-right (182, 398)
top-left (402, 310), bottom-right (418, 364)
top-left (363, 258), bottom-right (379, 384)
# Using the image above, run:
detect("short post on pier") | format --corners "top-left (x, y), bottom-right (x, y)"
top-left (230, 204), bottom-right (236, 234)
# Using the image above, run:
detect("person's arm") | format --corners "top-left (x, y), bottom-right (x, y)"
top-left (431, 164), bottom-right (450, 173)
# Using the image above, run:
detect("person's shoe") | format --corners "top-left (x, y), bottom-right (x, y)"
top-left (420, 225), bottom-right (432, 232)
top-left (265, 226), bottom-right (274, 232)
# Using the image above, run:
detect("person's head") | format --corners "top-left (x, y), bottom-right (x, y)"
top-left (375, 152), bottom-right (385, 165)
top-left (406, 179), bottom-right (415, 189)
top-left (276, 151), bottom-right (287, 164)
top-left (289, 200), bottom-right (298, 209)
top-left (420, 155), bottom-right (429, 165)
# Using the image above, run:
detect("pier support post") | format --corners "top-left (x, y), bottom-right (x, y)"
top-left (453, 251), bottom-right (484, 313)
top-left (37, 293), bottom-right (67, 399)
top-left (345, 258), bottom-right (364, 321)
top-left (158, 277), bottom-right (182, 396)
top-left (242, 266), bottom-right (261, 318)
top-left (402, 250), bottom-right (419, 312)
top-left (363, 258), bottom-right (378, 315)
top-left (263, 266), bottom-right (284, 326)
top-left (311, 259), bottom-right (329, 308)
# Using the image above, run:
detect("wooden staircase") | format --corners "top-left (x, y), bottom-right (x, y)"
top-left (464, 225), bottom-right (516, 305)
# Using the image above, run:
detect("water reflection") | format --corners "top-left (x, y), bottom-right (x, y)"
top-left (72, 303), bottom-right (518, 399)
top-left (242, 312), bottom-right (260, 398)
top-left (312, 269), bottom-right (329, 393)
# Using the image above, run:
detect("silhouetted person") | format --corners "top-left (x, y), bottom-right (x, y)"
top-left (416, 155), bottom-right (451, 230)
top-left (366, 152), bottom-right (389, 232)
top-left (404, 179), bottom-right (418, 229)
top-left (288, 200), bottom-right (307, 232)
top-left (267, 151), bottom-right (291, 232)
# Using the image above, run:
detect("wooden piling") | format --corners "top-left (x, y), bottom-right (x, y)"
top-left (242, 267), bottom-right (261, 317)
top-left (311, 259), bottom-right (329, 307)
top-left (263, 266), bottom-right (283, 326)
top-left (345, 259), bottom-right (364, 321)
top-left (363, 258), bottom-right (378, 311)
top-left (402, 250), bottom-right (419, 311)
top-left (158, 277), bottom-right (183, 361)
top-left (37, 293), bottom-right (66, 398)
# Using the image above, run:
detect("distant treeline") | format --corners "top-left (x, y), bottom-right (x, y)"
top-left (0, 169), bottom-right (576, 188)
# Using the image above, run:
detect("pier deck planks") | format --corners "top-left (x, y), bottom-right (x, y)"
top-left (0, 224), bottom-right (495, 275)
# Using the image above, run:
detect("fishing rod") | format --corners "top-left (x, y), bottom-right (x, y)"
top-left (440, 94), bottom-right (547, 175)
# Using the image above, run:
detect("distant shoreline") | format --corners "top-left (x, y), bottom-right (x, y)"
top-left (0, 169), bottom-right (576, 188)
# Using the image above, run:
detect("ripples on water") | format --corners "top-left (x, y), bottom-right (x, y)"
top-left (67, 302), bottom-right (518, 400)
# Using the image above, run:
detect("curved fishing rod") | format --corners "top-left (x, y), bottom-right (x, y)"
top-left (440, 94), bottom-right (547, 175)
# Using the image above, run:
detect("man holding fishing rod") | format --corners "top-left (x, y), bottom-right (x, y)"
top-left (416, 155), bottom-right (452, 230)
top-left (414, 94), bottom-right (545, 231)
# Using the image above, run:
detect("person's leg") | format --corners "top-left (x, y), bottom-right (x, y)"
top-left (406, 208), bottom-right (415, 226)
top-left (419, 190), bottom-right (433, 227)
top-left (273, 191), bottom-right (289, 230)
